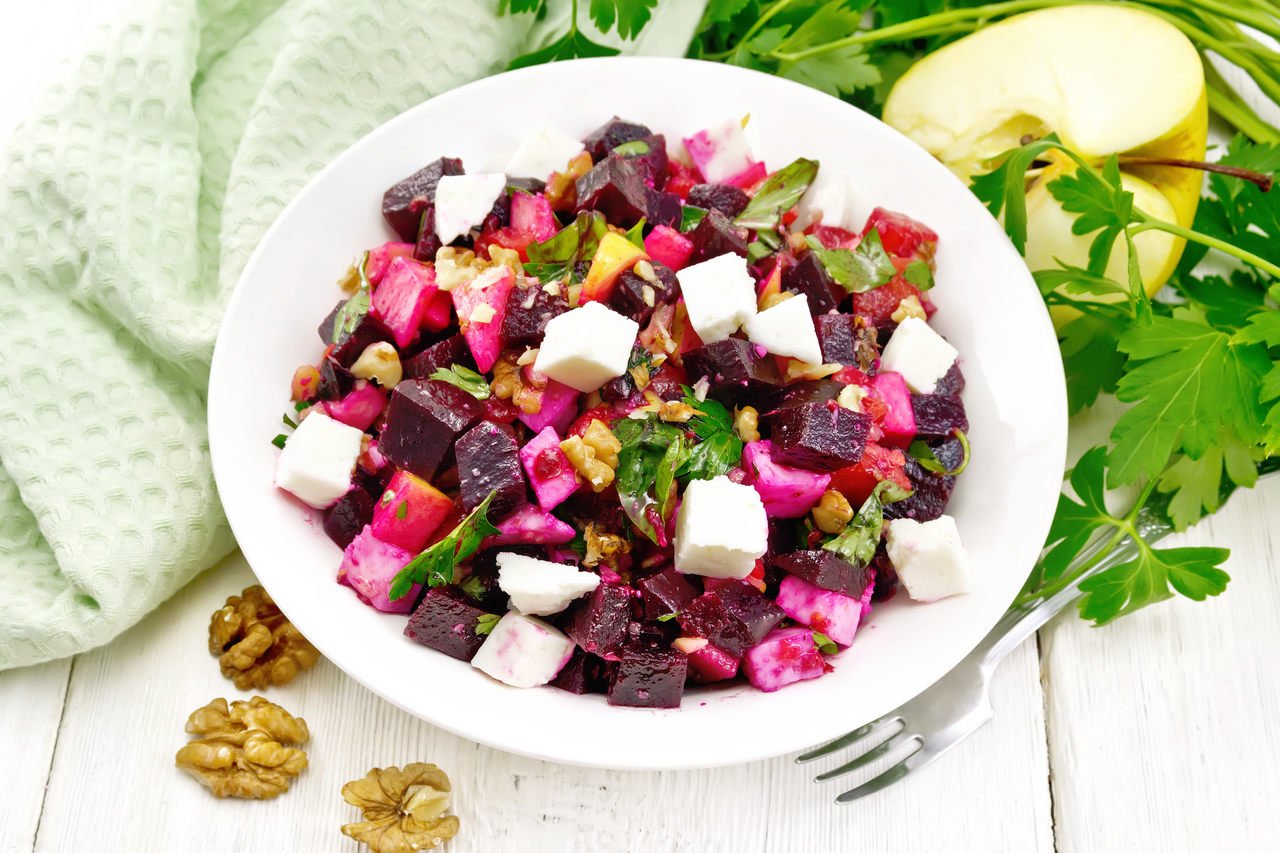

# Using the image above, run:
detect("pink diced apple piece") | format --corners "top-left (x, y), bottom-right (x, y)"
top-left (510, 191), bottom-right (557, 242)
top-left (452, 265), bottom-right (515, 373)
top-left (684, 641), bottom-right (740, 683)
top-left (723, 160), bottom-right (767, 189)
top-left (323, 380), bottom-right (386, 431)
top-left (776, 575), bottom-right (864, 647)
top-left (518, 426), bottom-right (580, 512)
top-left (420, 289), bottom-right (453, 332)
top-left (370, 469), bottom-right (456, 553)
top-left (366, 241), bottom-right (416, 286)
top-left (486, 504), bottom-right (576, 546)
top-left (372, 257), bottom-right (438, 348)
top-left (517, 379), bottom-right (580, 434)
top-left (339, 525), bottom-right (417, 613)
top-left (683, 119), bottom-right (754, 183)
top-left (742, 440), bottom-right (832, 517)
top-left (872, 371), bottom-right (916, 448)
top-left (644, 225), bottom-right (694, 271)
top-left (743, 626), bottom-right (826, 692)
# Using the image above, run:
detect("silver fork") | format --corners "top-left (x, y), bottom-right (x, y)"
top-left (798, 506), bottom-right (1173, 803)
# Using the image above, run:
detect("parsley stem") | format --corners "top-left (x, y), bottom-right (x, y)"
top-left (1205, 66), bottom-right (1280, 145)
top-left (1132, 217), bottom-right (1280, 279)
top-left (702, 0), bottom-right (798, 61)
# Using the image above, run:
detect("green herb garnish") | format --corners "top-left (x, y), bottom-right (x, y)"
top-left (396, 501), bottom-right (409, 520)
top-left (678, 388), bottom-right (744, 481)
top-left (388, 491), bottom-right (499, 600)
top-left (613, 139), bottom-right (651, 156)
top-left (812, 631), bottom-right (838, 655)
top-left (823, 480), bottom-right (911, 568)
top-left (806, 229), bottom-right (897, 293)
top-left (680, 205), bottom-right (708, 233)
top-left (908, 430), bottom-right (970, 476)
top-left (271, 434), bottom-right (288, 449)
top-left (429, 364), bottom-right (492, 400)
top-left (330, 251), bottom-right (371, 344)
top-left (282, 412), bottom-right (298, 429)
top-left (474, 612), bottom-right (501, 636)
top-left (902, 259), bottom-right (935, 290)
top-left (656, 612), bottom-right (679, 623)
top-left (733, 157), bottom-right (819, 231)
top-left (525, 210), bottom-right (609, 284)
top-left (623, 217), bottom-right (647, 249)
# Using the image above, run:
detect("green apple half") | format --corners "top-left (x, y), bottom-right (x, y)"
top-left (883, 5), bottom-right (1208, 309)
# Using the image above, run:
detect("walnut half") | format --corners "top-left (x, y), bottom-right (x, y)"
top-left (175, 697), bottom-right (309, 799)
top-left (341, 763), bottom-right (460, 852)
top-left (209, 584), bottom-right (319, 690)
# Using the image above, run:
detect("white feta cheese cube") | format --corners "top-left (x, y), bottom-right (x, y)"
top-left (533, 301), bottom-right (639, 392)
top-left (885, 515), bottom-right (972, 602)
top-left (674, 475), bottom-right (768, 579)
top-left (675, 253), bottom-right (757, 344)
top-left (795, 172), bottom-right (861, 230)
top-left (496, 552), bottom-right (600, 616)
top-left (505, 125), bottom-right (585, 180)
top-left (879, 316), bottom-right (958, 394)
top-left (743, 293), bottom-right (823, 365)
top-left (471, 611), bottom-right (575, 688)
top-left (434, 173), bottom-right (506, 246)
top-left (685, 118), bottom-right (754, 183)
top-left (273, 411), bottom-right (364, 508)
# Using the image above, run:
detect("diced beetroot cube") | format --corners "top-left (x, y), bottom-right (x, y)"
top-left (816, 314), bottom-right (877, 370)
top-left (380, 379), bottom-right (484, 479)
top-left (516, 379), bottom-right (580, 435)
top-left (683, 338), bottom-right (782, 403)
top-left (453, 420), bottom-right (526, 520)
top-left (686, 208), bottom-right (748, 265)
top-left (567, 584), bottom-right (633, 659)
top-left (503, 282), bottom-right (568, 346)
top-left (322, 381), bottom-right (386, 431)
top-left (607, 644), bottom-right (687, 708)
top-left (744, 627), bottom-right (826, 692)
top-left (645, 188), bottom-right (682, 230)
top-left (382, 157), bottom-right (464, 242)
top-left (687, 183), bottom-right (750, 219)
top-left (934, 362), bottom-right (966, 396)
top-left (678, 584), bottom-right (784, 658)
top-left (404, 587), bottom-right (493, 662)
top-left (637, 567), bottom-right (697, 621)
top-left (862, 207), bottom-right (938, 260)
top-left (773, 550), bottom-right (869, 597)
top-left (510, 190), bottom-right (558, 242)
top-left (370, 469), bottom-right (455, 553)
top-left (551, 649), bottom-right (612, 694)
top-left (420, 290), bottom-right (453, 333)
top-left (852, 276), bottom-right (922, 327)
top-left (323, 488), bottom-right (375, 549)
top-left (318, 301), bottom-right (393, 368)
top-left (485, 503), bottom-right (575, 546)
top-left (782, 252), bottom-right (839, 313)
top-left (681, 639), bottom-right (740, 683)
top-left (366, 241), bottom-right (416, 286)
top-left (518, 426), bottom-right (580, 512)
top-left (371, 257), bottom-right (438, 349)
top-left (883, 457), bottom-right (955, 523)
top-left (764, 402), bottom-right (870, 472)
top-left (575, 156), bottom-right (650, 226)
top-left (338, 525), bottom-right (416, 613)
top-left (910, 393), bottom-right (969, 440)
top-left (829, 443), bottom-right (911, 506)
top-left (741, 440), bottom-right (832, 518)
top-left (776, 575), bottom-right (864, 646)
top-left (759, 378), bottom-right (841, 413)
top-left (402, 334), bottom-right (471, 380)
top-left (871, 372), bottom-right (916, 448)
top-left (584, 117), bottom-right (652, 160)
top-left (643, 225), bottom-right (694, 272)
top-left (610, 262), bottom-right (679, 326)
top-left (451, 265), bottom-right (515, 373)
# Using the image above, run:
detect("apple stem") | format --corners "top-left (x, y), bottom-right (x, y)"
top-left (1117, 156), bottom-right (1274, 192)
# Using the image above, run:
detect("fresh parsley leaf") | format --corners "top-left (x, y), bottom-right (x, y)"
top-left (389, 491), bottom-right (500, 600)
top-left (702, 0), bottom-right (751, 24)
top-left (508, 29), bottom-right (620, 70)
top-left (588, 0), bottom-right (658, 40)
top-left (1038, 447), bottom-right (1114, 581)
top-left (823, 480), bottom-right (909, 568)
top-left (734, 157), bottom-right (819, 231)
top-left (396, 500), bottom-right (409, 520)
top-left (613, 416), bottom-right (686, 543)
top-left (811, 631), bottom-right (838, 655)
top-left (1109, 312), bottom-right (1268, 487)
top-left (1058, 314), bottom-right (1127, 414)
top-left (330, 252), bottom-right (372, 344)
top-left (774, 3), bottom-right (879, 97)
top-left (656, 611), bottom-right (680, 622)
top-left (1077, 545), bottom-right (1230, 626)
top-left (747, 239), bottom-right (774, 263)
top-left (429, 364), bottom-right (493, 400)
top-left (908, 430), bottom-right (969, 475)
top-left (526, 211), bottom-right (609, 285)
top-left (1157, 440), bottom-right (1258, 531)
top-left (902, 259), bottom-right (934, 290)
top-left (474, 612), bottom-right (501, 636)
top-left (970, 135), bottom-right (1067, 254)
top-left (1047, 155), bottom-right (1134, 275)
top-left (1184, 136), bottom-right (1280, 268)
top-left (271, 433), bottom-right (288, 449)
top-left (679, 390), bottom-right (744, 481)
top-left (806, 229), bottom-right (896, 293)
top-left (612, 139), bottom-right (651, 156)
top-left (459, 574), bottom-right (488, 601)
top-left (624, 217), bottom-right (647, 248)
top-left (282, 412), bottom-right (298, 429)
top-left (680, 205), bottom-right (708, 233)
top-left (1033, 265), bottom-right (1128, 300)
top-left (654, 434), bottom-right (685, 519)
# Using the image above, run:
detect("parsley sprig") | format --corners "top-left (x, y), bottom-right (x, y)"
top-left (388, 492), bottom-right (499, 601)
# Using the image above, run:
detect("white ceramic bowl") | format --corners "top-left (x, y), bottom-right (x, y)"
top-left (209, 57), bottom-right (1067, 770)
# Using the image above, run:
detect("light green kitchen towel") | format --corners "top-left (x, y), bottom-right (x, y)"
top-left (0, 0), bottom-right (703, 669)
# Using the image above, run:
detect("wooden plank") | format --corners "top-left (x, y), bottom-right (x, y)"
top-left (33, 551), bottom-right (1053, 852)
top-left (1043, 478), bottom-right (1280, 853)
top-left (0, 659), bottom-right (71, 853)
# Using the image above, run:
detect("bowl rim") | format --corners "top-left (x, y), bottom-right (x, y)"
top-left (209, 55), bottom-right (1067, 770)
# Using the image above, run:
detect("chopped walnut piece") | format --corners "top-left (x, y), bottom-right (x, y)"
top-left (891, 294), bottom-right (927, 324)
top-left (209, 584), bottom-right (320, 690)
top-left (175, 697), bottom-right (309, 799)
top-left (658, 400), bottom-right (697, 423)
top-left (584, 522), bottom-right (631, 568)
top-left (733, 405), bottom-right (761, 443)
top-left (561, 420), bottom-right (621, 492)
top-left (545, 151), bottom-right (593, 211)
top-left (759, 290), bottom-right (795, 311)
top-left (490, 352), bottom-right (543, 414)
top-left (812, 489), bottom-right (854, 534)
top-left (341, 763), bottom-right (460, 853)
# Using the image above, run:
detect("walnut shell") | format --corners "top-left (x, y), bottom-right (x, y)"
top-left (341, 763), bottom-right (460, 852)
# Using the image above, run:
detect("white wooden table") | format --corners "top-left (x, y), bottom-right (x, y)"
top-left (3, 4), bottom-right (1279, 851)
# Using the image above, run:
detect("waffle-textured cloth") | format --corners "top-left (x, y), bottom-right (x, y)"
top-left (0, 0), bottom-right (700, 668)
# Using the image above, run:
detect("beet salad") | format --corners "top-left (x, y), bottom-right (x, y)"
top-left (272, 115), bottom-right (973, 708)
